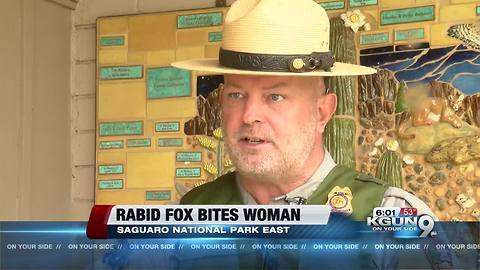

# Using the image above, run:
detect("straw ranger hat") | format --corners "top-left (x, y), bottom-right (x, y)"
top-left (172, 0), bottom-right (376, 76)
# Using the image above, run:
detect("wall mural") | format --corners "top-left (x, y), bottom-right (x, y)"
top-left (96, 1), bottom-right (480, 221)
top-left (351, 14), bottom-right (480, 222)
top-left (361, 44), bottom-right (480, 95)
top-left (356, 66), bottom-right (480, 221)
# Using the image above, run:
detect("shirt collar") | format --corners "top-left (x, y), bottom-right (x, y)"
top-left (236, 150), bottom-right (337, 205)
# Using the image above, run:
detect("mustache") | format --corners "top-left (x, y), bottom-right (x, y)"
top-left (233, 127), bottom-right (274, 142)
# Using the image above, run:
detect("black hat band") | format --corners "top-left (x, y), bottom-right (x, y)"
top-left (219, 48), bottom-right (335, 73)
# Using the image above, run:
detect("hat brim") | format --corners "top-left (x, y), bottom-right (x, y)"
top-left (172, 58), bottom-right (376, 76)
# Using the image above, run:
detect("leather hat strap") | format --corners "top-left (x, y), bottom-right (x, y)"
top-left (219, 48), bottom-right (335, 73)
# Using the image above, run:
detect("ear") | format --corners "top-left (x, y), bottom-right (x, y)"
top-left (316, 93), bottom-right (337, 133)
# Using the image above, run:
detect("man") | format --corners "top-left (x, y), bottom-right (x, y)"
top-left (172, 0), bottom-right (435, 221)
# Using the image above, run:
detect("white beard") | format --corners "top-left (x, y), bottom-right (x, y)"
top-left (222, 110), bottom-right (319, 183)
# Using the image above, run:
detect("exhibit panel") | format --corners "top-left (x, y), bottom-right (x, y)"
top-left (95, 8), bottom-right (229, 205)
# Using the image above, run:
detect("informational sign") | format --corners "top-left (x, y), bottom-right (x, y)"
top-left (99, 121), bottom-right (143, 136)
top-left (319, 1), bottom-right (345, 10)
top-left (394, 28), bottom-right (425, 41)
top-left (158, 138), bottom-right (183, 147)
top-left (99, 179), bottom-right (124, 189)
top-left (381, 6), bottom-right (435, 25)
top-left (177, 12), bottom-right (223, 29)
top-left (155, 122), bottom-right (180, 132)
top-left (176, 152), bottom-right (202, 162)
top-left (208, 31), bottom-right (223, 42)
top-left (99, 66), bottom-right (143, 80)
top-left (100, 36), bottom-right (125, 46)
top-left (349, 0), bottom-right (377, 7)
top-left (176, 167), bottom-right (201, 178)
top-left (98, 165), bottom-right (124, 175)
top-left (127, 138), bottom-right (151, 148)
top-left (147, 67), bottom-right (191, 99)
top-left (146, 191), bottom-right (171, 200)
top-left (99, 140), bottom-right (124, 150)
top-left (360, 32), bottom-right (389, 45)
top-left (94, 7), bottom-right (229, 205)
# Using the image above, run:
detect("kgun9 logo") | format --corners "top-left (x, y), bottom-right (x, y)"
top-left (367, 207), bottom-right (436, 238)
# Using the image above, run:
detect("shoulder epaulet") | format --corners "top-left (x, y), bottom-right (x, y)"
top-left (354, 173), bottom-right (387, 186)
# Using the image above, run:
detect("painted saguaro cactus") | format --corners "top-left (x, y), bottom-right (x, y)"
top-left (376, 150), bottom-right (402, 188)
top-left (328, 17), bottom-right (356, 116)
top-left (324, 17), bottom-right (357, 169)
top-left (395, 81), bottom-right (408, 114)
top-left (324, 118), bottom-right (356, 169)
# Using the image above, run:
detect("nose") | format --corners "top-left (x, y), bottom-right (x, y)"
top-left (242, 96), bottom-right (266, 125)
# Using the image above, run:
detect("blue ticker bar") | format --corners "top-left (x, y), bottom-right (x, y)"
top-left (0, 219), bottom-right (479, 269)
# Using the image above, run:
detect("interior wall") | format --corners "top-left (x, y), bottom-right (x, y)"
top-left (0, 0), bottom-right (72, 220)
top-left (71, 0), bottom-right (235, 220)
top-left (0, 0), bottom-right (23, 220)
top-left (0, 0), bottom-right (234, 221)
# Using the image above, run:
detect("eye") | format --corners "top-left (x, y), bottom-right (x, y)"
top-left (227, 92), bottom-right (244, 99)
top-left (270, 94), bottom-right (284, 102)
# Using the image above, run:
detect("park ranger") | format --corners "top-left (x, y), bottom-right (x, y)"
top-left (172, 0), bottom-right (435, 221)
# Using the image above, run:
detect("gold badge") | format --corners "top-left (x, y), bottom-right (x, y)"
top-left (327, 186), bottom-right (353, 215)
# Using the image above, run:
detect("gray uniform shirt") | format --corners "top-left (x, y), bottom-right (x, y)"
top-left (237, 151), bottom-right (444, 269)
top-left (237, 150), bottom-right (436, 218)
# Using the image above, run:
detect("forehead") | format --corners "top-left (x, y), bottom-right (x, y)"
top-left (224, 74), bottom-right (321, 90)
